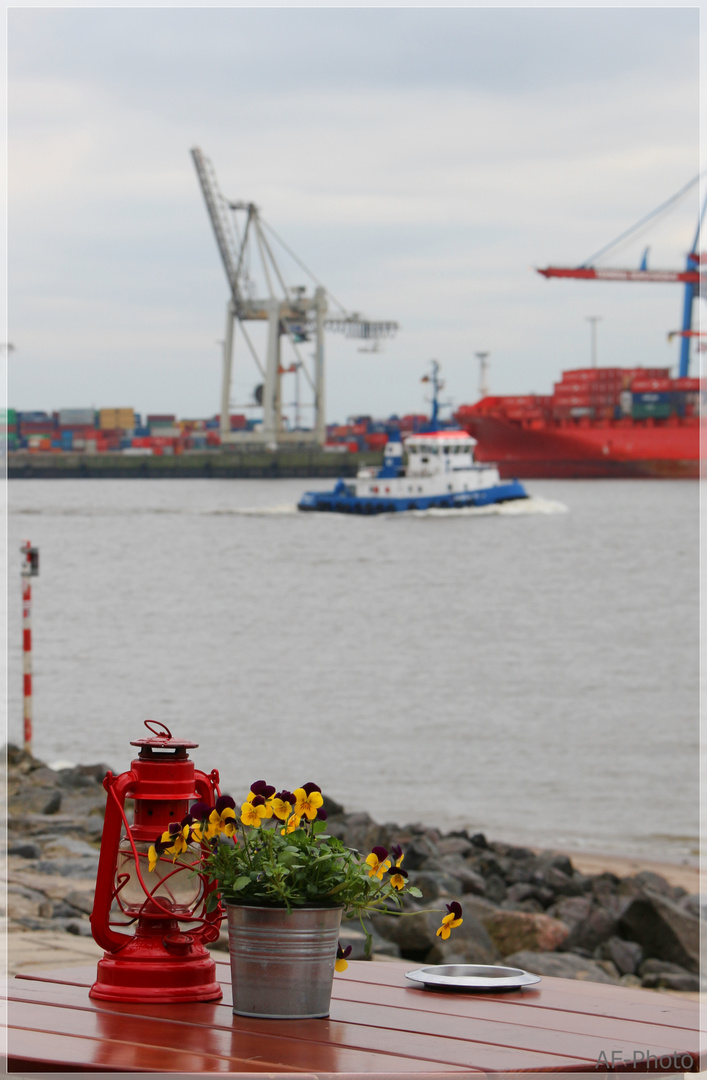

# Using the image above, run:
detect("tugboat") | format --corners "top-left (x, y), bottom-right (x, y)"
top-left (298, 363), bottom-right (528, 514)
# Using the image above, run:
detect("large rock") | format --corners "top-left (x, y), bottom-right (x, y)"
top-left (619, 888), bottom-right (699, 974)
top-left (482, 910), bottom-right (569, 955)
top-left (547, 895), bottom-right (593, 930)
top-left (642, 971), bottom-right (701, 992)
top-left (504, 949), bottom-right (620, 985)
top-left (595, 935), bottom-right (643, 976)
top-left (565, 905), bottom-right (618, 953)
top-left (423, 858), bottom-right (487, 896)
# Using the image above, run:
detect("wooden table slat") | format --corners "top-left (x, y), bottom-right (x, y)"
top-left (333, 963), bottom-right (700, 1027)
top-left (8, 962), bottom-right (703, 1075)
top-left (9, 980), bottom-right (700, 1074)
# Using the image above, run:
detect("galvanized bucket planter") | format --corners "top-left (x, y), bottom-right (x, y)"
top-left (226, 903), bottom-right (343, 1019)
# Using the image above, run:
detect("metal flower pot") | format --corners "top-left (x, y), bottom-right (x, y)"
top-left (226, 903), bottom-right (343, 1019)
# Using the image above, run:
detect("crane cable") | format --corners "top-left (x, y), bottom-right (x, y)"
top-left (580, 173), bottom-right (703, 268)
top-left (259, 218), bottom-right (349, 315)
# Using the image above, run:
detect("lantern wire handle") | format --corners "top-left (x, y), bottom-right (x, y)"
top-left (106, 780), bottom-right (218, 928)
top-left (144, 719), bottom-right (173, 739)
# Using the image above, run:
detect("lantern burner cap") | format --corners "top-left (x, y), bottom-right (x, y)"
top-left (130, 720), bottom-right (199, 752)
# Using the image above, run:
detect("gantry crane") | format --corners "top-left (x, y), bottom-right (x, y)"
top-left (191, 148), bottom-right (398, 447)
top-left (536, 175), bottom-right (705, 377)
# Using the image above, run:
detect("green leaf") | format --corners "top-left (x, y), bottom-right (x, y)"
top-left (205, 891), bottom-right (221, 913)
top-left (232, 876), bottom-right (252, 891)
top-left (407, 887), bottom-right (423, 898)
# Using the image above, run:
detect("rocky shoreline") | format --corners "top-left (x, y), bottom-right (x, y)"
top-left (7, 746), bottom-right (702, 993)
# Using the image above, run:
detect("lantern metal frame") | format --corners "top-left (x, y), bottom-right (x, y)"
top-left (89, 720), bottom-right (224, 1003)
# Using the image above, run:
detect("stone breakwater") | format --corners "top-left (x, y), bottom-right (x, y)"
top-left (6, 747), bottom-right (702, 992)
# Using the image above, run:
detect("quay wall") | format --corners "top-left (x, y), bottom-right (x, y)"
top-left (7, 449), bottom-right (381, 480)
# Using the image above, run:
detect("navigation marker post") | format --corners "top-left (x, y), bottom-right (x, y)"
top-left (21, 541), bottom-right (39, 753)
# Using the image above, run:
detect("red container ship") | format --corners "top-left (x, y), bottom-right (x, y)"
top-left (455, 367), bottom-right (701, 479)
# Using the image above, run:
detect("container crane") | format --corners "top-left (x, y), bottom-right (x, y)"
top-left (191, 147), bottom-right (398, 447)
top-left (536, 175), bottom-right (705, 378)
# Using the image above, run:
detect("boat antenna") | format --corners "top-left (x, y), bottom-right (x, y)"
top-left (421, 360), bottom-right (444, 429)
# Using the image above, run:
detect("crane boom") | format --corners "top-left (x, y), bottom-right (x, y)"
top-left (537, 266), bottom-right (700, 283)
top-left (191, 147), bottom-right (242, 302)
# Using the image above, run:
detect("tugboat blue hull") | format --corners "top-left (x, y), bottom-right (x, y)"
top-left (298, 480), bottom-right (528, 514)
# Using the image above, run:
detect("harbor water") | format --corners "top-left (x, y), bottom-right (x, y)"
top-left (7, 477), bottom-right (699, 862)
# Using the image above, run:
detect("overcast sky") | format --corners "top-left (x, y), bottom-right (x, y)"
top-left (7, 5), bottom-right (701, 424)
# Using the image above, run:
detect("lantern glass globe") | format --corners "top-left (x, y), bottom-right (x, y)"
top-left (116, 838), bottom-right (203, 917)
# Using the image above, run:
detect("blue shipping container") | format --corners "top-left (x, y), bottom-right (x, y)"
top-left (632, 392), bottom-right (670, 404)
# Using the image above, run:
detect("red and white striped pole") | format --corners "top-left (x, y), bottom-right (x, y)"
top-left (21, 541), bottom-right (39, 754)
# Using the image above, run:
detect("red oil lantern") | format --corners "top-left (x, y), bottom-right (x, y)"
top-left (89, 720), bottom-right (224, 1003)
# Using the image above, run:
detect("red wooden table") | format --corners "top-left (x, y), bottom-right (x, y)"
top-left (7, 957), bottom-right (703, 1075)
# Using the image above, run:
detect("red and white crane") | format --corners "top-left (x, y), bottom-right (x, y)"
top-left (536, 175), bottom-right (705, 377)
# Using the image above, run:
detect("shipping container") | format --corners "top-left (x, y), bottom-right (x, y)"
top-left (671, 377), bottom-right (701, 392)
top-left (147, 414), bottom-right (176, 425)
top-left (632, 392), bottom-right (670, 404)
top-left (20, 423), bottom-right (55, 437)
top-left (28, 435), bottom-right (51, 449)
top-left (1, 407), bottom-right (17, 431)
top-left (149, 425), bottom-right (181, 438)
top-left (59, 408), bottom-right (96, 428)
top-left (632, 403), bottom-right (671, 419)
top-left (630, 377), bottom-right (672, 393)
top-left (364, 433), bottom-right (389, 450)
top-left (99, 408), bottom-right (135, 431)
top-left (18, 411), bottom-right (52, 422)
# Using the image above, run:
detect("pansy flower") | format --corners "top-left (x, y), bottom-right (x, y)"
top-left (189, 796), bottom-right (237, 840)
top-left (280, 812), bottom-right (302, 835)
top-left (436, 901), bottom-right (463, 939)
top-left (246, 781), bottom-right (276, 819)
top-left (241, 794), bottom-right (268, 828)
top-left (391, 844), bottom-right (404, 868)
top-left (365, 846), bottom-right (391, 880)
top-left (294, 783), bottom-right (323, 821)
top-left (213, 795), bottom-right (238, 836)
top-left (335, 942), bottom-right (352, 972)
top-left (385, 864), bottom-right (409, 891)
top-left (147, 819), bottom-right (193, 872)
top-left (271, 789), bottom-right (296, 821)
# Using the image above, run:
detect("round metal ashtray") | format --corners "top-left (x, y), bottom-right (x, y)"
top-left (405, 964), bottom-right (541, 992)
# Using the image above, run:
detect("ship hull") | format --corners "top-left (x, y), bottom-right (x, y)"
top-left (298, 480), bottom-right (528, 513)
top-left (455, 415), bottom-right (701, 480)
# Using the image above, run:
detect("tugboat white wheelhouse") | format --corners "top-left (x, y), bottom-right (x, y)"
top-left (298, 429), bottom-right (528, 514)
